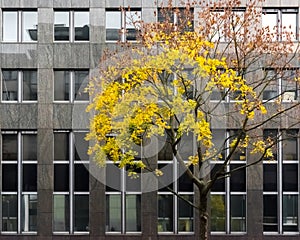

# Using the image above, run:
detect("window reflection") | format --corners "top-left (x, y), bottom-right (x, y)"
top-left (74, 12), bottom-right (89, 41)
top-left (178, 195), bottom-right (193, 232)
top-left (106, 195), bottom-right (121, 232)
top-left (283, 195), bottom-right (298, 232)
top-left (23, 12), bottom-right (38, 41)
top-left (21, 194), bottom-right (37, 232)
top-left (158, 195), bottom-right (173, 232)
top-left (230, 195), bottom-right (246, 232)
top-left (126, 195), bottom-right (141, 231)
top-left (263, 195), bottom-right (278, 232)
top-left (211, 195), bottom-right (226, 232)
top-left (53, 195), bottom-right (70, 232)
top-left (2, 195), bottom-right (18, 232)
top-left (74, 195), bottom-right (89, 231)
top-left (54, 12), bottom-right (70, 41)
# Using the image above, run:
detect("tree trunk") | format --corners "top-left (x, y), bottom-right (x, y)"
top-left (199, 194), bottom-right (209, 240)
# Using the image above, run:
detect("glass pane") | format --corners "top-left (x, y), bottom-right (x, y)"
top-left (74, 164), bottom-right (89, 192)
top-left (229, 130), bottom-right (246, 160)
top-left (263, 195), bottom-right (278, 232)
top-left (212, 130), bottom-right (226, 160)
top-left (126, 167), bottom-right (141, 192)
top-left (54, 12), bottom-right (69, 41)
top-left (23, 134), bottom-right (37, 160)
top-left (23, 70), bottom-right (37, 101)
top-left (262, 12), bottom-right (277, 41)
top-left (178, 166), bottom-right (193, 192)
top-left (74, 132), bottom-right (89, 161)
top-left (2, 134), bottom-right (18, 161)
top-left (106, 195), bottom-right (121, 232)
top-left (158, 195), bottom-right (173, 232)
top-left (3, 11), bottom-right (18, 42)
top-left (283, 164), bottom-right (298, 191)
top-left (230, 195), bottom-right (246, 232)
top-left (21, 194), bottom-right (37, 232)
top-left (53, 195), bottom-right (70, 231)
top-left (54, 132), bottom-right (69, 161)
top-left (23, 12), bottom-right (38, 41)
top-left (263, 164), bottom-right (277, 191)
top-left (2, 70), bottom-right (18, 101)
top-left (54, 71), bottom-right (70, 101)
top-left (211, 164), bottom-right (225, 192)
top-left (283, 195), bottom-right (298, 232)
top-left (2, 195), bottom-right (18, 232)
top-left (106, 164), bottom-right (121, 191)
top-left (126, 195), bottom-right (141, 232)
top-left (2, 164), bottom-right (18, 191)
top-left (126, 11), bottom-right (141, 41)
top-left (178, 195), bottom-right (193, 232)
top-left (158, 131), bottom-right (173, 160)
top-left (106, 11), bottom-right (121, 41)
top-left (158, 163), bottom-right (173, 191)
top-left (230, 164), bottom-right (246, 192)
top-left (74, 70), bottom-right (89, 101)
top-left (263, 70), bottom-right (278, 100)
top-left (23, 164), bottom-right (37, 191)
top-left (263, 129), bottom-right (278, 160)
top-left (74, 12), bottom-right (89, 41)
top-left (74, 195), bottom-right (89, 232)
top-left (54, 164), bottom-right (69, 191)
top-left (282, 130), bottom-right (298, 160)
top-left (282, 13), bottom-right (297, 41)
top-left (211, 195), bottom-right (225, 231)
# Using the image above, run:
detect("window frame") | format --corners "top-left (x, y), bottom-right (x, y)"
top-left (2, 9), bottom-right (38, 43)
top-left (53, 69), bottom-right (89, 103)
top-left (1, 69), bottom-right (38, 103)
top-left (54, 9), bottom-right (89, 42)
top-left (105, 8), bottom-right (141, 42)
top-left (210, 129), bottom-right (247, 234)
top-left (1, 131), bottom-right (37, 234)
top-left (53, 130), bottom-right (90, 234)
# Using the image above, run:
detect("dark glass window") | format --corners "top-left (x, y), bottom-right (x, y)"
top-left (74, 164), bottom-right (89, 192)
top-left (230, 164), bottom-right (246, 192)
top-left (178, 166), bottom-right (193, 192)
top-left (54, 71), bottom-right (70, 101)
top-left (211, 164), bottom-right (225, 192)
top-left (23, 134), bottom-right (37, 161)
top-left (54, 132), bottom-right (69, 161)
top-left (21, 194), bottom-right (37, 232)
top-left (263, 164), bottom-right (277, 191)
top-left (230, 195), bottom-right (246, 232)
top-left (178, 195), bottom-right (193, 232)
top-left (2, 164), bottom-right (18, 191)
top-left (211, 195), bottom-right (226, 231)
top-left (282, 164), bottom-right (298, 191)
top-left (54, 164), bottom-right (69, 191)
top-left (23, 164), bottom-right (37, 191)
top-left (158, 163), bottom-right (173, 191)
top-left (74, 70), bottom-right (89, 101)
top-left (2, 134), bottom-right (18, 161)
top-left (74, 132), bottom-right (89, 161)
top-left (74, 12), bottom-right (89, 41)
top-left (74, 195), bottom-right (89, 231)
top-left (2, 195), bottom-right (18, 231)
top-left (106, 164), bottom-right (121, 191)
top-left (263, 195), bottom-right (278, 232)
top-left (158, 195), bottom-right (173, 232)
top-left (2, 70), bottom-right (18, 101)
top-left (23, 71), bottom-right (37, 101)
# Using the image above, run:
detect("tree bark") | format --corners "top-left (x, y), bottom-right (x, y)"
top-left (199, 194), bottom-right (209, 240)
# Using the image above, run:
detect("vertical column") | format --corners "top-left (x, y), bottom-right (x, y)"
top-left (37, 5), bottom-right (54, 237)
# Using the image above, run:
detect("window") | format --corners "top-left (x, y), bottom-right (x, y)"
top-left (54, 10), bottom-right (89, 41)
top-left (1, 132), bottom-right (37, 233)
top-left (157, 133), bottom-right (194, 234)
top-left (3, 10), bottom-right (37, 42)
top-left (2, 70), bottom-right (37, 102)
top-left (105, 9), bottom-right (141, 42)
top-left (209, 9), bottom-right (244, 42)
top-left (105, 163), bottom-right (141, 233)
top-left (262, 8), bottom-right (298, 41)
top-left (157, 7), bottom-right (194, 32)
top-left (53, 131), bottom-right (89, 233)
top-left (263, 69), bottom-right (299, 101)
top-left (54, 70), bottom-right (89, 102)
top-left (263, 129), bottom-right (299, 233)
top-left (210, 130), bottom-right (247, 233)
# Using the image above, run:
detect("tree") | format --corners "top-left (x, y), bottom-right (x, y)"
top-left (86, 0), bottom-right (300, 239)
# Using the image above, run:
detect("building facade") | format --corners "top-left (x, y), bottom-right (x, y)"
top-left (0, 0), bottom-right (299, 239)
